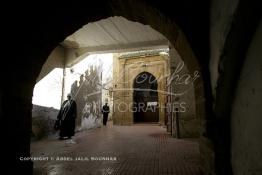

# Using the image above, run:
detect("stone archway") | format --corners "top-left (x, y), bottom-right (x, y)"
top-left (4, 1), bottom-right (212, 174)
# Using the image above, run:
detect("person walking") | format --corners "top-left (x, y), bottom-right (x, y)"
top-left (102, 103), bottom-right (110, 126)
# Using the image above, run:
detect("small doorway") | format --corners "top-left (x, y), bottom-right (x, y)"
top-left (133, 72), bottom-right (159, 123)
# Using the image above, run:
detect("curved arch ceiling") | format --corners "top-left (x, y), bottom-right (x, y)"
top-left (61, 16), bottom-right (169, 52)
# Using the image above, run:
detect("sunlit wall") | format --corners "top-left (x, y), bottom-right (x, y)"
top-left (64, 53), bottom-right (113, 100)
top-left (32, 53), bottom-right (113, 110)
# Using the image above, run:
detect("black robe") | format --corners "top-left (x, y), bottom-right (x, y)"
top-left (102, 105), bottom-right (110, 125)
top-left (57, 100), bottom-right (77, 137)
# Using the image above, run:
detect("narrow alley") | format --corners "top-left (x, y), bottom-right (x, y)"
top-left (31, 123), bottom-right (200, 175)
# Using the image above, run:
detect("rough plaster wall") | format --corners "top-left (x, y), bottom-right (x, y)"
top-left (69, 64), bottom-right (103, 131)
top-left (32, 105), bottom-right (58, 120)
top-left (231, 21), bottom-right (262, 175)
top-left (65, 47), bottom-right (91, 68)
top-left (65, 48), bottom-right (85, 67)
top-left (31, 105), bottom-right (59, 139)
top-left (36, 46), bottom-right (65, 82)
top-left (65, 48), bottom-right (77, 67)
top-left (112, 53), bottom-right (122, 125)
top-left (210, 0), bottom-right (239, 96)
top-left (169, 47), bottom-right (197, 137)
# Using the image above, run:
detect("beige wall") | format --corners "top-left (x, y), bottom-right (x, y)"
top-left (169, 47), bottom-right (198, 138)
top-left (112, 50), bottom-right (198, 137)
top-left (113, 53), bottom-right (169, 125)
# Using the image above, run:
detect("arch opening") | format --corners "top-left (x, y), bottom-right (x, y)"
top-left (133, 72), bottom-right (159, 123)
top-left (8, 3), bottom-right (212, 174)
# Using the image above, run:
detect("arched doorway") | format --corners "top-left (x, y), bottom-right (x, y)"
top-left (5, 1), bottom-right (213, 174)
top-left (133, 72), bottom-right (159, 123)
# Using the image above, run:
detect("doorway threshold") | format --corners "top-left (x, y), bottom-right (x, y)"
top-left (133, 122), bottom-right (160, 126)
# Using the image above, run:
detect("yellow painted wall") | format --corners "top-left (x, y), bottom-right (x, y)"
top-left (113, 53), bottom-right (169, 125)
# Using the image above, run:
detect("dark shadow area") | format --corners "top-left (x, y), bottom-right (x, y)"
top-left (133, 72), bottom-right (159, 123)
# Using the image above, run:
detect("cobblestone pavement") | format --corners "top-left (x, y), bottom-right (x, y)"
top-left (31, 123), bottom-right (200, 175)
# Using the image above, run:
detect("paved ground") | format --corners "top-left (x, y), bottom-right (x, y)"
top-left (31, 122), bottom-right (200, 175)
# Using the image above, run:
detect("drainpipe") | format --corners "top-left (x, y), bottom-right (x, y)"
top-left (61, 47), bottom-right (66, 105)
top-left (61, 67), bottom-right (66, 105)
